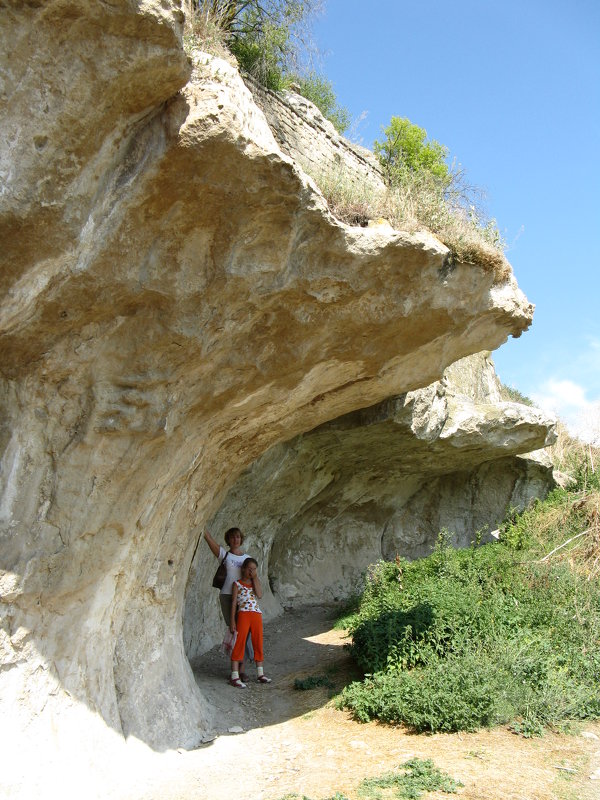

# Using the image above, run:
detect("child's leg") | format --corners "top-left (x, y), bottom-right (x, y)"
top-left (230, 613), bottom-right (252, 687)
top-left (248, 614), bottom-right (271, 683)
top-left (221, 595), bottom-right (248, 678)
top-left (247, 612), bottom-right (263, 662)
top-left (231, 613), bottom-right (251, 663)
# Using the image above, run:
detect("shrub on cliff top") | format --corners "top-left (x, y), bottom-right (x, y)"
top-left (374, 116), bottom-right (450, 186)
top-left (187, 4), bottom-right (510, 278)
top-left (290, 72), bottom-right (350, 133)
top-left (189, 0), bottom-right (321, 90)
top-left (304, 158), bottom-right (510, 281)
top-left (372, 116), bottom-right (507, 276)
top-left (188, 2), bottom-right (350, 132)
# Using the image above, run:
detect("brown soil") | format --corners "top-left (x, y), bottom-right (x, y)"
top-left (141, 605), bottom-right (600, 800)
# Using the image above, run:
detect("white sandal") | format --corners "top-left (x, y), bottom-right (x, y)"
top-left (229, 677), bottom-right (246, 688)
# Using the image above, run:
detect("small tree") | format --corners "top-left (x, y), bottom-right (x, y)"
top-left (374, 116), bottom-right (450, 187)
top-left (193, 1), bottom-right (321, 89)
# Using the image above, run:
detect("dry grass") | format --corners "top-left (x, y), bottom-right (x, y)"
top-left (528, 490), bottom-right (600, 578)
top-left (551, 422), bottom-right (600, 476)
top-left (520, 421), bottom-right (600, 578)
top-left (305, 162), bottom-right (511, 283)
top-left (183, 3), bottom-right (235, 62)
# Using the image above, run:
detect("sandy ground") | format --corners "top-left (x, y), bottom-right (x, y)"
top-left (132, 604), bottom-right (600, 800)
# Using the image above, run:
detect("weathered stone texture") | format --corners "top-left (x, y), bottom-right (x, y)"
top-left (246, 74), bottom-right (385, 194)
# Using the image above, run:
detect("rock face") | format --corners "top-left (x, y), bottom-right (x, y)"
top-left (247, 73), bottom-right (386, 194)
top-left (184, 352), bottom-right (555, 662)
top-left (1, 2), bottom-right (545, 791)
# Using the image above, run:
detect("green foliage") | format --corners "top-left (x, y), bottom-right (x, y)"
top-left (358, 759), bottom-right (462, 799)
top-left (572, 458), bottom-right (600, 492)
top-left (374, 116), bottom-right (450, 186)
top-left (368, 115), bottom-right (507, 272)
top-left (273, 761), bottom-right (460, 800)
top-left (274, 795), bottom-right (350, 800)
top-left (294, 674), bottom-right (334, 690)
top-left (229, 15), bottom-right (290, 89)
top-left (193, 1), bottom-right (320, 90)
top-left (338, 489), bottom-right (600, 735)
top-left (292, 72), bottom-right (350, 133)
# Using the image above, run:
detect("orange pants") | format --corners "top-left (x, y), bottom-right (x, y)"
top-left (232, 611), bottom-right (264, 663)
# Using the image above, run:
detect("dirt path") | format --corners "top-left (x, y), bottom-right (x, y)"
top-left (136, 605), bottom-right (600, 800)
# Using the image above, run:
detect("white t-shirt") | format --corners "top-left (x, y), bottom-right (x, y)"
top-left (218, 546), bottom-right (251, 595)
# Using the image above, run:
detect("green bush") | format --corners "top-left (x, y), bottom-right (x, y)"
top-left (292, 72), bottom-right (350, 133)
top-left (339, 491), bottom-right (600, 735)
top-left (358, 758), bottom-right (462, 799)
top-left (229, 14), bottom-right (290, 90)
top-left (274, 759), bottom-right (462, 800)
top-left (499, 383), bottom-right (534, 405)
top-left (192, 1), bottom-right (320, 91)
top-left (374, 116), bottom-right (450, 186)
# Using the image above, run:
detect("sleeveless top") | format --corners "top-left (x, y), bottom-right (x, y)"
top-left (234, 580), bottom-right (262, 613)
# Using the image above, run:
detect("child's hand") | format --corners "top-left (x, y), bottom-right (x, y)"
top-left (230, 624), bottom-right (236, 634)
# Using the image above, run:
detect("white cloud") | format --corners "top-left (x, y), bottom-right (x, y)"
top-left (531, 379), bottom-right (600, 443)
top-left (532, 379), bottom-right (589, 414)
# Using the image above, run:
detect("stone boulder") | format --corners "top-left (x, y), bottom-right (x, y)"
top-left (1, 3), bottom-right (540, 792)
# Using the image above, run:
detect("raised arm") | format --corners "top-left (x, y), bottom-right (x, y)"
top-left (230, 583), bottom-right (238, 633)
top-left (203, 529), bottom-right (220, 559)
top-left (248, 562), bottom-right (263, 599)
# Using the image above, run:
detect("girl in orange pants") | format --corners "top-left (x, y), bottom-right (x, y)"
top-left (230, 558), bottom-right (271, 687)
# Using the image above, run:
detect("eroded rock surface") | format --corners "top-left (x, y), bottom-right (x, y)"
top-left (1, 3), bottom-right (541, 792)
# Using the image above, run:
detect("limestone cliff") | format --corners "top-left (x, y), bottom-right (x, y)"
top-left (1, 2), bottom-right (548, 793)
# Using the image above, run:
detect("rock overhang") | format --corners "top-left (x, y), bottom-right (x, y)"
top-left (184, 353), bottom-right (556, 641)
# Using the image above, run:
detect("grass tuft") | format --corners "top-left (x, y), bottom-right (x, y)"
top-left (183, 5), bottom-right (235, 61)
top-left (358, 759), bottom-right (463, 799)
top-left (294, 674), bottom-right (334, 690)
top-left (272, 760), bottom-right (461, 800)
top-left (304, 162), bottom-right (511, 282)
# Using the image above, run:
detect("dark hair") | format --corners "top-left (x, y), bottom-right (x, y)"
top-left (242, 557), bottom-right (257, 570)
top-left (224, 527), bottom-right (244, 546)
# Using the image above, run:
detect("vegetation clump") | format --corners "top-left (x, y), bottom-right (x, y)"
top-left (374, 116), bottom-right (451, 185)
top-left (291, 71), bottom-right (351, 133)
top-left (185, 1), bottom-right (350, 132)
top-left (358, 758), bottom-right (463, 799)
top-left (337, 448), bottom-right (600, 736)
top-left (294, 673), bottom-right (334, 690)
top-left (275, 758), bottom-right (462, 800)
top-left (498, 382), bottom-right (534, 405)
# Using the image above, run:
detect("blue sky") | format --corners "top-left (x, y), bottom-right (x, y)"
top-left (312, 0), bottom-right (600, 440)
